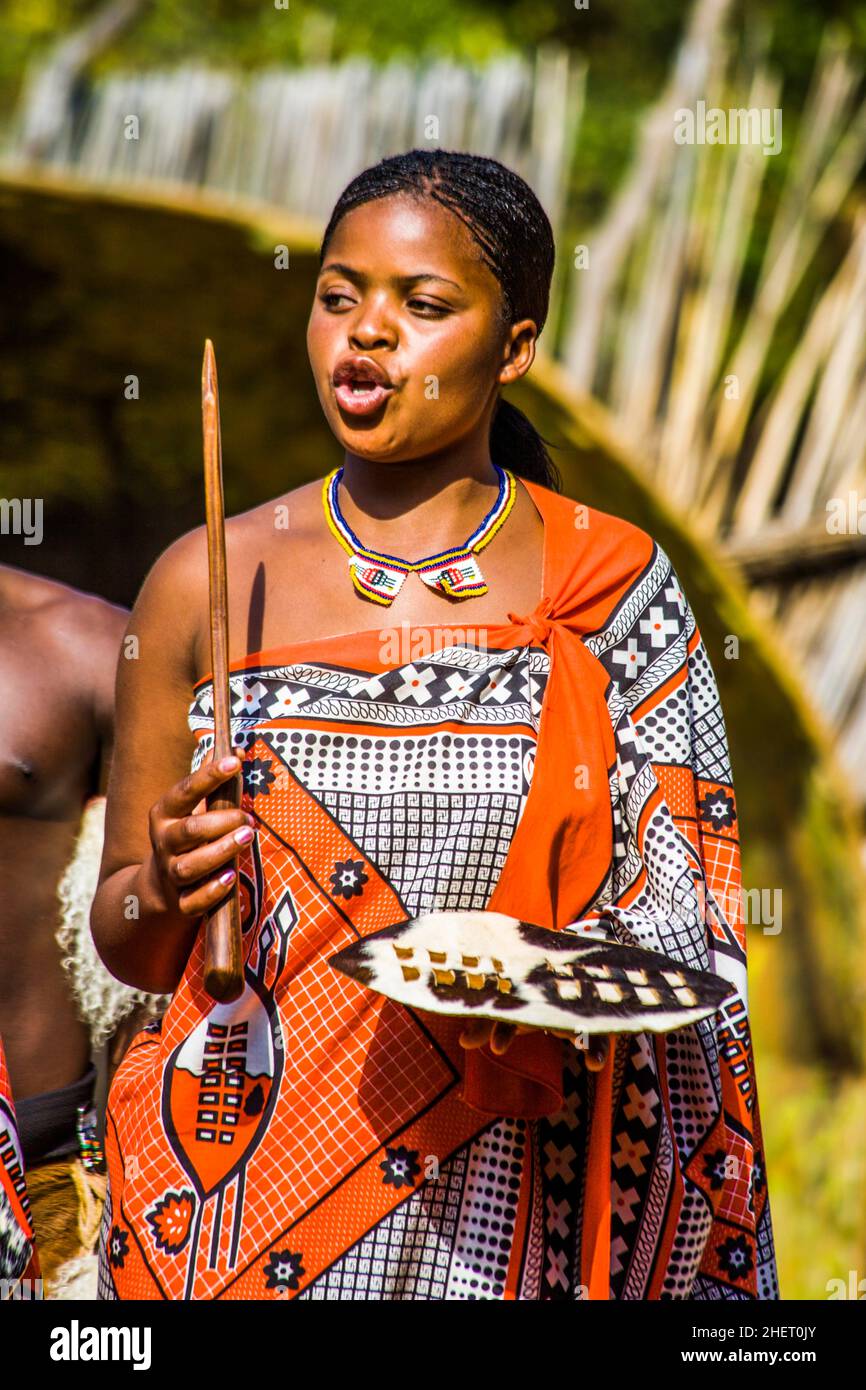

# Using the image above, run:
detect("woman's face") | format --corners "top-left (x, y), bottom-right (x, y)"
top-left (306, 193), bottom-right (536, 465)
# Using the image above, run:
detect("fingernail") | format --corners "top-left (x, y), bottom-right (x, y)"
top-left (219, 756), bottom-right (239, 772)
top-left (234, 826), bottom-right (254, 845)
top-left (246, 814), bottom-right (256, 827)
top-left (218, 868), bottom-right (236, 884)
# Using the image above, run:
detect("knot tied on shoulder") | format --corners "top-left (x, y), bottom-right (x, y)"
top-left (506, 593), bottom-right (558, 645)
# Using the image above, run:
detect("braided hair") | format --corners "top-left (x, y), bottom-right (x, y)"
top-left (318, 148), bottom-right (563, 492)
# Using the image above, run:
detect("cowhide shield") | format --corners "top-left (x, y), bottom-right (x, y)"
top-left (327, 910), bottom-right (735, 1035)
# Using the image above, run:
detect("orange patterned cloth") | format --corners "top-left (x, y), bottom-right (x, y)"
top-left (99, 480), bottom-right (778, 1300)
top-left (0, 1036), bottom-right (42, 1297)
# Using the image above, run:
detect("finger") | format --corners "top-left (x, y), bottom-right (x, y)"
top-left (489, 1021), bottom-right (517, 1055)
top-left (459, 1018), bottom-right (492, 1049)
top-left (164, 807), bottom-right (254, 855)
top-left (167, 826), bottom-right (256, 889)
top-left (176, 864), bottom-right (240, 917)
top-left (160, 754), bottom-right (245, 819)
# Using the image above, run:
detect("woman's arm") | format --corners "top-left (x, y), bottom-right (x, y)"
top-left (90, 528), bottom-right (253, 995)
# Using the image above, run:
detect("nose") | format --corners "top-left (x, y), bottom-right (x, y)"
top-left (349, 324), bottom-right (395, 353)
top-left (348, 296), bottom-right (398, 352)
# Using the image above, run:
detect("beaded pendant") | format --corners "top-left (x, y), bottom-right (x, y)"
top-left (322, 464), bottom-right (517, 605)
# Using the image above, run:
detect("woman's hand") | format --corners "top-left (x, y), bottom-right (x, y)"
top-left (146, 750), bottom-right (256, 920)
top-left (459, 1017), bottom-right (611, 1070)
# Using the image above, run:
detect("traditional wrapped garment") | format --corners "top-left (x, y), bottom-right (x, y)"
top-left (0, 1036), bottom-right (42, 1297)
top-left (99, 480), bottom-right (779, 1300)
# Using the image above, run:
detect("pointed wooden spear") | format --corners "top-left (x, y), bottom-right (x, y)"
top-left (201, 338), bottom-right (244, 1002)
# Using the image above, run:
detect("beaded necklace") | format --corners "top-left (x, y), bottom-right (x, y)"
top-left (321, 464), bottom-right (517, 606)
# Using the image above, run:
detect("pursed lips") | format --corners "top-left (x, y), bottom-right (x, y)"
top-left (331, 371), bottom-right (397, 415)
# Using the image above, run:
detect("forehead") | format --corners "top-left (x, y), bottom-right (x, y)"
top-left (323, 193), bottom-right (494, 287)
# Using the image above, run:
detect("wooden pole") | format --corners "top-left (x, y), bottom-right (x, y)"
top-left (201, 338), bottom-right (244, 1002)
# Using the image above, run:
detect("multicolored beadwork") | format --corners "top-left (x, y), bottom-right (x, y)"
top-left (76, 1103), bottom-right (105, 1173)
top-left (322, 464), bottom-right (517, 605)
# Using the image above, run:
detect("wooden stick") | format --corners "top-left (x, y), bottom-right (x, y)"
top-left (201, 338), bottom-right (244, 1003)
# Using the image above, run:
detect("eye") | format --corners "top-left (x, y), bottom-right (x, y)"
top-left (320, 290), bottom-right (355, 309)
top-left (319, 290), bottom-right (450, 316)
top-left (408, 298), bottom-right (449, 317)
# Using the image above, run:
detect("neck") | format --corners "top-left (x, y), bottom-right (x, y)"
top-left (337, 450), bottom-right (503, 557)
top-left (341, 451), bottom-right (500, 511)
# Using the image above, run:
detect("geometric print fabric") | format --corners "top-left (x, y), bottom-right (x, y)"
top-left (99, 481), bottom-right (779, 1300)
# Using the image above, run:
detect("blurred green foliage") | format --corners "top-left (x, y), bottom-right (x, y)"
top-left (5, 0), bottom-right (861, 88)
top-left (3, 0), bottom-right (866, 209)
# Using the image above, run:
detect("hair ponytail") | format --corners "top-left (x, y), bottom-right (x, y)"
top-left (490, 398), bottom-right (562, 491)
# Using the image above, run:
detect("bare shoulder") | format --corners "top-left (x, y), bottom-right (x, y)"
top-left (223, 479), bottom-right (323, 551)
top-left (184, 479), bottom-right (324, 584)
top-left (0, 567), bottom-right (129, 725)
top-left (142, 482), bottom-right (322, 676)
top-left (0, 564), bottom-right (128, 657)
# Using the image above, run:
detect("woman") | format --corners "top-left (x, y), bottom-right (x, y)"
top-left (91, 149), bottom-right (778, 1301)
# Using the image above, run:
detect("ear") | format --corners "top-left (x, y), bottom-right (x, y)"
top-left (499, 318), bottom-right (538, 386)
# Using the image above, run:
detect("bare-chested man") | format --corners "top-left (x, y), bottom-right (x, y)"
top-left (0, 561), bottom-right (153, 1297)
